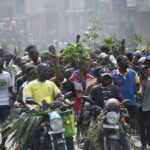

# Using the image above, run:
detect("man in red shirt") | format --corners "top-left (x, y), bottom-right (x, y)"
top-left (69, 63), bottom-right (95, 114)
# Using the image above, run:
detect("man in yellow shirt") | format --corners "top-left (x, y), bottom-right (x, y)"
top-left (25, 63), bottom-right (62, 105)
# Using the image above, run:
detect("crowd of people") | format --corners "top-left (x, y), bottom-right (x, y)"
top-left (0, 40), bottom-right (150, 150)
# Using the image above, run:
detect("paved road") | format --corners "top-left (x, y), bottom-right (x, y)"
top-left (1, 132), bottom-right (150, 150)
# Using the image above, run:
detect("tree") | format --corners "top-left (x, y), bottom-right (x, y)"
top-left (82, 17), bottom-right (101, 51)
top-left (62, 43), bottom-right (91, 68)
top-left (103, 37), bottom-right (120, 56)
top-left (131, 33), bottom-right (145, 50)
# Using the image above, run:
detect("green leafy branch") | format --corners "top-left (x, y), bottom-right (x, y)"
top-left (103, 37), bottom-right (120, 56)
top-left (62, 43), bottom-right (91, 68)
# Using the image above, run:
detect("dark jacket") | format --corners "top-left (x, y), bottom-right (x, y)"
top-left (89, 84), bottom-right (122, 108)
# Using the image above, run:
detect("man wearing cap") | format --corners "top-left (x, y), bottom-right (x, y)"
top-left (89, 67), bottom-right (122, 108)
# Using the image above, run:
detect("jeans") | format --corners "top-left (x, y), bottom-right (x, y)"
top-left (138, 107), bottom-right (150, 146)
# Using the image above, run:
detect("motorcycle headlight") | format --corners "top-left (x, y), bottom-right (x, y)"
top-left (50, 118), bottom-right (63, 132)
top-left (84, 102), bottom-right (91, 108)
top-left (106, 112), bottom-right (119, 125)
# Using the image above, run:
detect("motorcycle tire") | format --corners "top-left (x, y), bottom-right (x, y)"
top-left (104, 138), bottom-right (121, 150)
top-left (55, 144), bottom-right (67, 150)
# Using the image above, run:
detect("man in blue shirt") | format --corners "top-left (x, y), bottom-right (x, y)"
top-left (113, 55), bottom-right (140, 130)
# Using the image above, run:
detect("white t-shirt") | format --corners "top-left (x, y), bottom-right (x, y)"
top-left (0, 71), bottom-right (12, 105)
top-left (109, 55), bottom-right (117, 67)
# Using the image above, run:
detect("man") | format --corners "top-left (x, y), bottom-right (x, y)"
top-left (86, 68), bottom-right (130, 150)
top-left (4, 52), bottom-right (20, 91)
top-left (89, 67), bottom-right (122, 108)
top-left (137, 65), bottom-right (150, 150)
top-left (113, 55), bottom-right (140, 130)
top-left (0, 57), bottom-right (16, 149)
top-left (28, 48), bottom-right (41, 66)
top-left (69, 63), bottom-right (95, 114)
top-left (25, 63), bottom-right (62, 105)
top-left (84, 67), bottom-right (102, 96)
top-left (16, 65), bottom-right (36, 108)
top-left (100, 45), bottom-right (117, 68)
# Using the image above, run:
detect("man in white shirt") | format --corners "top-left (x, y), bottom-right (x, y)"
top-left (0, 57), bottom-right (16, 149)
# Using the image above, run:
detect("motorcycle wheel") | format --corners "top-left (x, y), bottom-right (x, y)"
top-left (104, 139), bottom-right (121, 150)
top-left (56, 144), bottom-right (66, 150)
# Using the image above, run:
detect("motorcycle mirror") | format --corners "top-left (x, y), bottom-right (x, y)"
top-left (82, 96), bottom-right (95, 104)
top-left (26, 99), bottom-right (39, 105)
top-left (64, 92), bottom-right (73, 100)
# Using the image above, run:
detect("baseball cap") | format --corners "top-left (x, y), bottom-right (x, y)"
top-left (133, 50), bottom-right (142, 58)
top-left (98, 52), bottom-right (108, 59)
top-left (99, 67), bottom-right (112, 77)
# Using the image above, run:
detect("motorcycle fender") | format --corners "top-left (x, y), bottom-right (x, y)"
top-left (107, 134), bottom-right (120, 140)
top-left (48, 129), bottom-right (65, 135)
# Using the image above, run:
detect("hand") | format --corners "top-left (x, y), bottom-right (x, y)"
top-left (64, 99), bottom-right (71, 105)
top-left (136, 91), bottom-right (142, 100)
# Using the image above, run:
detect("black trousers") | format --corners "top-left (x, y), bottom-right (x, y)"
top-left (0, 105), bottom-right (10, 123)
top-left (0, 105), bottom-right (10, 147)
top-left (65, 136), bottom-right (75, 150)
top-left (126, 104), bottom-right (139, 130)
top-left (137, 107), bottom-right (150, 146)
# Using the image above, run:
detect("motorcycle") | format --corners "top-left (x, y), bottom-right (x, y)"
top-left (100, 98), bottom-right (131, 150)
top-left (3, 92), bottom-right (75, 150)
top-left (81, 97), bottom-right (131, 150)
top-left (77, 96), bottom-right (101, 147)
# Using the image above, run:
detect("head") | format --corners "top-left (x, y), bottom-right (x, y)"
top-left (25, 64), bottom-right (36, 78)
top-left (99, 67), bottom-right (113, 86)
top-left (4, 53), bottom-right (13, 65)
top-left (37, 63), bottom-right (50, 81)
top-left (28, 48), bottom-right (39, 63)
top-left (98, 52), bottom-right (108, 65)
top-left (126, 52), bottom-right (133, 62)
top-left (139, 65), bottom-right (148, 79)
top-left (117, 55), bottom-right (129, 69)
top-left (94, 67), bottom-right (102, 83)
top-left (79, 62), bottom-right (91, 74)
top-left (64, 68), bottom-right (74, 79)
top-left (14, 57), bottom-right (21, 66)
top-left (25, 45), bottom-right (36, 54)
top-left (28, 68), bottom-right (38, 81)
top-left (48, 45), bottom-right (56, 54)
top-left (0, 57), bottom-right (4, 73)
top-left (132, 51), bottom-right (142, 65)
top-left (100, 45), bottom-right (110, 54)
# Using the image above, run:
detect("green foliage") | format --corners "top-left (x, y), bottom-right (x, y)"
top-left (83, 17), bottom-right (101, 51)
top-left (13, 47), bottom-right (20, 58)
top-left (131, 33), bottom-right (145, 49)
top-left (144, 38), bottom-right (150, 50)
top-left (62, 43), bottom-right (91, 68)
top-left (3, 111), bottom-right (46, 149)
top-left (84, 121), bottom-right (103, 150)
top-left (103, 37), bottom-right (120, 56)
